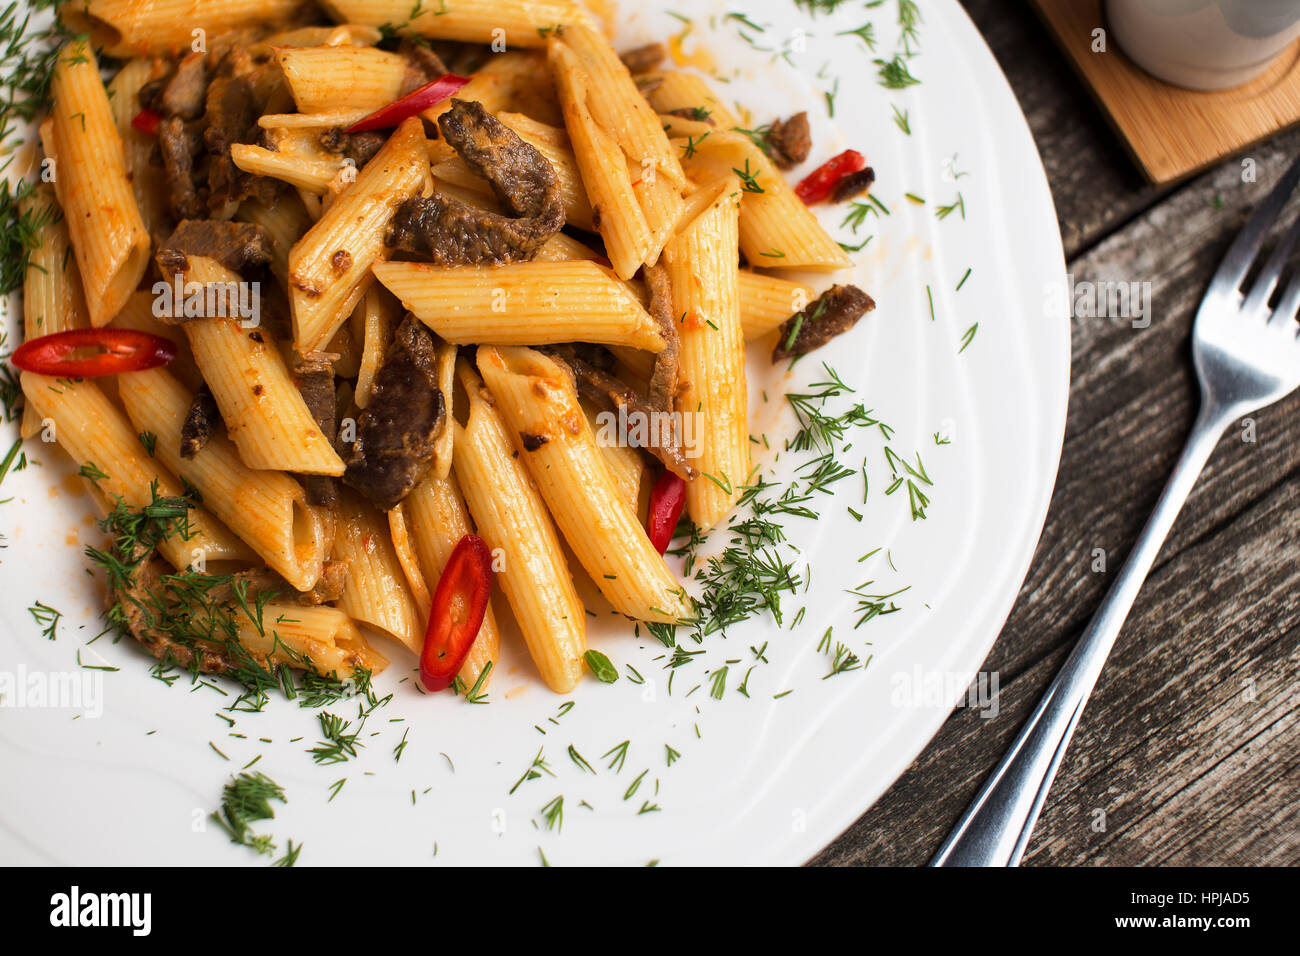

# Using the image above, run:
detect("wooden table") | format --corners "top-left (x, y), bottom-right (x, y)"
top-left (813, 0), bottom-right (1300, 866)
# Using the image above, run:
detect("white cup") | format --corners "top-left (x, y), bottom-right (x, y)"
top-left (1106, 0), bottom-right (1300, 90)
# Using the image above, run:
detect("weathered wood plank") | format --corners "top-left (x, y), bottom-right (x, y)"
top-left (814, 2), bottom-right (1300, 867)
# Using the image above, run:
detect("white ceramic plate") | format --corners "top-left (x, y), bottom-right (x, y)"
top-left (0, 0), bottom-right (1068, 866)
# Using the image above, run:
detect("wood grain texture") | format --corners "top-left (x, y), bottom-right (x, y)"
top-left (812, 0), bottom-right (1300, 867)
top-left (1029, 0), bottom-right (1300, 185)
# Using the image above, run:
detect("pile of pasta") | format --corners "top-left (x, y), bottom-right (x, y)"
top-left (18, 1), bottom-right (856, 694)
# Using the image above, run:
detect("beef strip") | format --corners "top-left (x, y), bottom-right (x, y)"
top-left (771, 284), bottom-right (875, 362)
top-left (203, 75), bottom-right (263, 218)
top-left (831, 167), bottom-right (876, 204)
top-left (157, 219), bottom-right (274, 277)
top-left (399, 36), bottom-right (450, 95)
top-left (160, 52), bottom-right (209, 120)
top-left (387, 99), bottom-right (564, 265)
top-left (292, 351), bottom-right (340, 508)
top-left (620, 42), bottom-right (667, 74)
top-left (765, 112), bottom-right (811, 169)
top-left (180, 385), bottom-right (221, 459)
top-left (342, 316), bottom-right (446, 510)
top-left (642, 262), bottom-right (681, 415)
top-left (159, 117), bottom-right (206, 220)
top-left (548, 346), bottom-right (696, 480)
top-left (319, 126), bottom-right (387, 169)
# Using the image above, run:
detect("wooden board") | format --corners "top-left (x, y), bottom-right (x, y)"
top-left (1028, 0), bottom-right (1300, 185)
top-left (813, 0), bottom-right (1300, 867)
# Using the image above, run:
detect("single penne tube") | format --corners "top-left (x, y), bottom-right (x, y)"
top-left (582, 401), bottom-right (643, 516)
top-left (403, 473), bottom-right (501, 689)
top-left (48, 40), bottom-right (150, 326)
top-left (478, 346), bottom-right (692, 623)
top-left (289, 116), bottom-right (431, 353)
top-left (673, 125), bottom-right (852, 271)
top-left (21, 186), bottom-right (87, 340)
top-left (334, 490), bottom-right (422, 655)
top-left (646, 71), bottom-right (739, 125)
top-left (20, 373), bottom-right (252, 570)
top-left (387, 503), bottom-right (433, 618)
top-left (739, 270), bottom-right (816, 340)
top-left (351, 285), bottom-right (397, 409)
top-left (106, 58), bottom-right (169, 242)
top-left (62, 0), bottom-right (305, 56)
top-left (431, 341), bottom-right (457, 479)
top-left (373, 259), bottom-right (666, 352)
top-left (258, 110), bottom-right (371, 131)
top-left (550, 41), bottom-right (652, 279)
top-left (451, 360), bottom-right (585, 693)
top-left (276, 45), bottom-right (407, 114)
top-left (556, 26), bottom-right (686, 255)
top-left (317, 0), bottom-right (594, 46)
top-left (119, 368), bottom-right (330, 593)
top-left (236, 603), bottom-right (389, 680)
top-left (663, 177), bottom-right (750, 530)
top-left (179, 257), bottom-right (345, 476)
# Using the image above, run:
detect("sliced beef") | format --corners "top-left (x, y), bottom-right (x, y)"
top-left (203, 74), bottom-right (264, 218)
top-left (161, 53), bottom-right (209, 120)
top-left (318, 126), bottom-right (387, 169)
top-left (620, 42), bottom-right (666, 75)
top-left (180, 385), bottom-right (221, 459)
top-left (292, 351), bottom-right (339, 509)
top-left (157, 220), bottom-right (274, 277)
top-left (765, 112), bottom-right (811, 169)
top-left (642, 262), bottom-right (681, 415)
top-left (399, 36), bottom-right (450, 95)
top-left (831, 167), bottom-right (876, 204)
top-left (159, 117), bottom-right (206, 220)
top-left (387, 99), bottom-right (564, 265)
top-left (772, 284), bottom-right (875, 362)
top-left (342, 316), bottom-right (446, 510)
top-left (550, 346), bottom-right (695, 481)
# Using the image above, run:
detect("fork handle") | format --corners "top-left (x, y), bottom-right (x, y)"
top-left (930, 400), bottom-right (1234, 866)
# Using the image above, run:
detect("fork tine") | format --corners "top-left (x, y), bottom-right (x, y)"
top-left (1270, 266), bottom-right (1300, 325)
top-left (1242, 210), bottom-right (1300, 315)
top-left (1213, 155), bottom-right (1300, 294)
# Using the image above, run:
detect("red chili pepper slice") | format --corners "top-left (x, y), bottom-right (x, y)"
top-left (131, 108), bottom-right (162, 136)
top-left (12, 329), bottom-right (178, 378)
top-left (646, 471), bottom-right (687, 555)
top-left (419, 533), bottom-right (494, 692)
top-left (346, 73), bottom-right (473, 133)
top-left (795, 149), bottom-right (867, 205)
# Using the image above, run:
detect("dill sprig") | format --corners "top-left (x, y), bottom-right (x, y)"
top-left (211, 771), bottom-right (286, 855)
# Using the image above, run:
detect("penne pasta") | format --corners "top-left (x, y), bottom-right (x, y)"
top-left (478, 345), bottom-right (692, 622)
top-left (351, 285), bottom-right (397, 409)
top-left (583, 401), bottom-right (644, 516)
top-left (179, 257), bottom-right (346, 476)
top-left (739, 271), bottom-right (815, 340)
top-left (106, 58), bottom-right (170, 243)
top-left (334, 489), bottom-right (422, 655)
top-left (403, 473), bottom-right (501, 689)
top-left (276, 45), bottom-right (407, 114)
top-left (48, 40), bottom-right (151, 327)
top-left (452, 360), bottom-right (586, 692)
top-left (289, 116), bottom-right (431, 353)
top-left (62, 0), bottom-right (304, 56)
top-left (20, 373), bottom-right (252, 570)
top-left (119, 368), bottom-right (330, 593)
top-left (318, 0), bottom-right (595, 46)
top-left (236, 603), bottom-right (389, 679)
top-left (663, 177), bottom-right (750, 530)
top-left (373, 259), bottom-right (666, 352)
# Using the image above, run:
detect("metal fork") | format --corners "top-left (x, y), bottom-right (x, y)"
top-left (931, 156), bottom-right (1300, 866)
